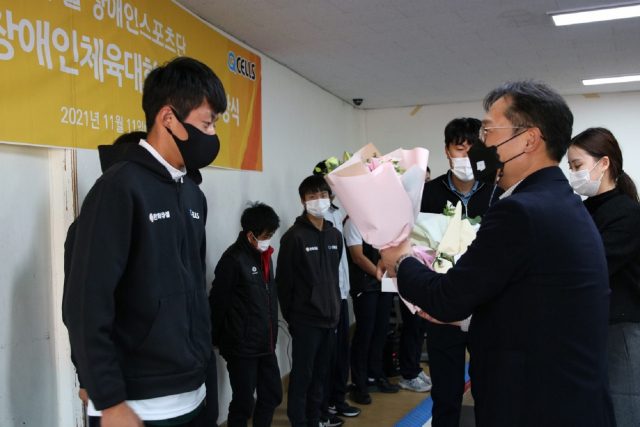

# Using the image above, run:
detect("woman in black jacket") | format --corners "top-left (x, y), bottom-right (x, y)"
top-left (568, 128), bottom-right (640, 427)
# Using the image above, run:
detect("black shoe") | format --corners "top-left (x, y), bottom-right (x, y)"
top-left (349, 388), bottom-right (372, 405)
top-left (331, 401), bottom-right (361, 417)
top-left (367, 376), bottom-right (400, 393)
top-left (320, 414), bottom-right (345, 427)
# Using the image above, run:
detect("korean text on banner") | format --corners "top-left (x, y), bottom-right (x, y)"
top-left (0, 0), bottom-right (263, 171)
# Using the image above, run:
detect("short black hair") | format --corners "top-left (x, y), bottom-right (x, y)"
top-left (241, 202), bottom-right (280, 236)
top-left (298, 175), bottom-right (331, 200)
top-left (142, 57), bottom-right (227, 131)
top-left (444, 118), bottom-right (482, 147)
top-left (483, 80), bottom-right (573, 162)
top-left (113, 131), bottom-right (147, 145)
top-left (427, 166), bottom-right (431, 173)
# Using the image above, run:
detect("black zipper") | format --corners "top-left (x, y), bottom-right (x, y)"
top-left (176, 179), bottom-right (203, 363)
top-left (262, 253), bottom-right (274, 354)
top-left (441, 178), bottom-right (483, 218)
top-left (319, 230), bottom-right (337, 321)
top-left (266, 281), bottom-right (274, 354)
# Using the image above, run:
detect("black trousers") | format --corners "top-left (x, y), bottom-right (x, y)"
top-left (320, 298), bottom-right (350, 413)
top-left (350, 291), bottom-right (393, 392)
top-left (205, 352), bottom-right (219, 426)
top-left (89, 403), bottom-right (206, 427)
top-left (223, 353), bottom-right (283, 427)
top-left (287, 320), bottom-right (336, 427)
top-left (425, 322), bottom-right (468, 427)
top-left (399, 299), bottom-right (426, 380)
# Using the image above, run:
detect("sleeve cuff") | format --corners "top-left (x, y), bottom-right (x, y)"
top-left (91, 389), bottom-right (127, 411)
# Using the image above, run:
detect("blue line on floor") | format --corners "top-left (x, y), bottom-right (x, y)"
top-left (394, 362), bottom-right (470, 427)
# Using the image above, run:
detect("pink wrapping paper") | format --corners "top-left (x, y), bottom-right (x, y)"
top-left (325, 143), bottom-right (429, 250)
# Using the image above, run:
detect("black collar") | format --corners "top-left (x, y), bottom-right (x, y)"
top-left (584, 188), bottom-right (620, 215)
top-left (508, 166), bottom-right (566, 196)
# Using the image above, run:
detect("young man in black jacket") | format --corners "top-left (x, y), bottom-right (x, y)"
top-left (277, 175), bottom-right (344, 427)
top-left (63, 57), bottom-right (226, 427)
top-left (209, 202), bottom-right (283, 427)
top-left (408, 118), bottom-right (502, 426)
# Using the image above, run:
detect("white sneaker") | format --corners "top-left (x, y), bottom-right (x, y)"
top-left (418, 371), bottom-right (433, 389)
top-left (398, 376), bottom-right (431, 392)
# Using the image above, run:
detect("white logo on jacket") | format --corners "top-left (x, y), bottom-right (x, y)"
top-left (190, 210), bottom-right (200, 219)
top-left (149, 211), bottom-right (171, 222)
top-left (328, 245), bottom-right (338, 250)
top-left (306, 246), bottom-right (318, 252)
top-left (252, 266), bottom-right (259, 275)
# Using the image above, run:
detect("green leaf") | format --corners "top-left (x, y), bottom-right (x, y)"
top-left (442, 201), bottom-right (456, 217)
top-left (461, 214), bottom-right (482, 226)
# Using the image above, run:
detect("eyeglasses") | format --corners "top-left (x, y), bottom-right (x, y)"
top-left (479, 126), bottom-right (527, 143)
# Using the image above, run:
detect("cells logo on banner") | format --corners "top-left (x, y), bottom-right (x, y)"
top-left (228, 50), bottom-right (256, 81)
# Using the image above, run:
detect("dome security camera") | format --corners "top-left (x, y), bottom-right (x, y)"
top-left (353, 99), bottom-right (363, 106)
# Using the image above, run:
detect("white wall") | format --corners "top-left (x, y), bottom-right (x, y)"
top-left (75, 54), bottom-right (366, 424)
top-left (365, 91), bottom-right (640, 185)
top-left (0, 144), bottom-right (58, 426)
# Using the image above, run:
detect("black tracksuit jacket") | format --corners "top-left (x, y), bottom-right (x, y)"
top-left (276, 214), bottom-right (343, 329)
top-left (63, 144), bottom-right (211, 411)
top-left (420, 171), bottom-right (503, 218)
top-left (209, 232), bottom-right (279, 358)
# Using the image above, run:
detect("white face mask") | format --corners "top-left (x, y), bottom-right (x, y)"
top-left (305, 198), bottom-right (331, 218)
top-left (250, 232), bottom-right (271, 252)
top-left (569, 158), bottom-right (605, 197)
top-left (450, 156), bottom-right (475, 182)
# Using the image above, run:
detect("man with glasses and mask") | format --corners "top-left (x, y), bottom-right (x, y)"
top-left (408, 118), bottom-right (502, 426)
top-left (63, 57), bottom-right (226, 427)
top-left (379, 80), bottom-right (615, 426)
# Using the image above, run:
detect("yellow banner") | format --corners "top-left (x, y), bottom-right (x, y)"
top-left (0, 0), bottom-right (262, 171)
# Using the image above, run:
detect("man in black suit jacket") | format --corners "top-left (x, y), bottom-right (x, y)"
top-left (380, 81), bottom-right (616, 427)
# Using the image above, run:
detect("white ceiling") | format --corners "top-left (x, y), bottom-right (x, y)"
top-left (179, 0), bottom-right (640, 109)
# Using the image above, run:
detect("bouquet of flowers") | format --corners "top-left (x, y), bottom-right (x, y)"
top-left (325, 143), bottom-right (429, 249)
top-left (325, 143), bottom-right (429, 312)
top-left (410, 201), bottom-right (479, 274)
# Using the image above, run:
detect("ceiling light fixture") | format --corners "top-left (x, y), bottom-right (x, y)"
top-left (582, 74), bottom-right (640, 85)
top-left (549, 2), bottom-right (640, 26)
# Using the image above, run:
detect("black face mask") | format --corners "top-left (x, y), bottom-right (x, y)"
top-left (165, 108), bottom-right (220, 170)
top-left (467, 129), bottom-right (528, 186)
